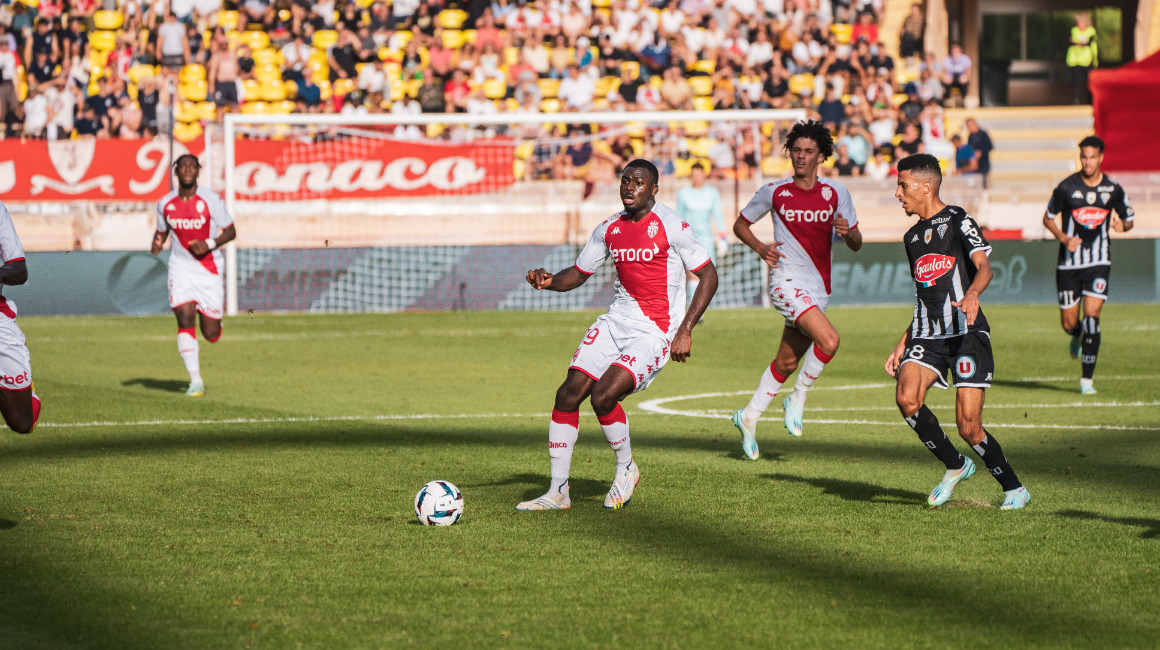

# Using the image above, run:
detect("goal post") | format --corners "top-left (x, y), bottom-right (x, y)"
top-left (221, 108), bottom-right (806, 316)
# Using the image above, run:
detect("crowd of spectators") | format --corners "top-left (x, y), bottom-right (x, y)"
top-left (0, 0), bottom-right (985, 181)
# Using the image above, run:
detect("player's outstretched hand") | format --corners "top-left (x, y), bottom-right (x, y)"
top-left (188, 239), bottom-right (211, 256)
top-left (884, 347), bottom-right (903, 378)
top-left (833, 213), bottom-right (851, 237)
top-left (761, 241), bottom-right (784, 267)
top-left (950, 292), bottom-right (981, 326)
top-left (526, 268), bottom-right (554, 290)
top-left (670, 330), bottom-right (692, 363)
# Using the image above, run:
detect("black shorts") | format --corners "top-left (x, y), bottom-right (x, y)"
top-left (214, 81), bottom-right (239, 107)
top-left (901, 332), bottom-right (994, 390)
top-left (1056, 264), bottom-right (1109, 308)
top-left (161, 54), bottom-right (186, 69)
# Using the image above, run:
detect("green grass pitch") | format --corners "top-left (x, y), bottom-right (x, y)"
top-left (1, 304), bottom-right (1157, 648)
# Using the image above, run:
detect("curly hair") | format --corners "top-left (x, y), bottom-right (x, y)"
top-left (783, 119), bottom-right (835, 160)
top-left (624, 158), bottom-right (659, 186)
top-left (1078, 135), bottom-right (1105, 153)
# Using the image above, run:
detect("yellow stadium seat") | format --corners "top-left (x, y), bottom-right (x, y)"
top-left (592, 0), bottom-right (611, 6)
top-left (274, 100), bottom-right (297, 114)
top-left (93, 9), bottom-right (123, 30)
top-left (504, 46), bottom-right (520, 66)
top-left (683, 120), bottom-right (710, 136)
top-left (788, 73), bottom-right (814, 96)
top-left (513, 159), bottom-right (527, 180)
top-left (242, 31), bottom-right (270, 51)
top-left (595, 76), bottom-right (618, 97)
top-left (462, 29), bottom-right (477, 44)
top-left (688, 138), bottom-right (716, 158)
top-left (626, 122), bottom-right (646, 138)
top-left (318, 80), bottom-right (332, 101)
top-left (333, 78), bottom-right (355, 96)
top-left (89, 30), bottom-right (117, 52)
top-left (538, 78), bottom-right (560, 98)
top-left (195, 101), bottom-right (216, 121)
top-left (89, 50), bottom-right (110, 68)
top-left (515, 141), bottom-right (535, 159)
top-left (649, 75), bottom-right (663, 89)
top-left (540, 98), bottom-right (561, 113)
top-left (689, 76), bottom-right (713, 96)
top-left (831, 23), bottom-right (853, 45)
top-left (176, 101), bottom-right (199, 123)
top-left (217, 10), bottom-right (240, 28)
top-left (243, 78), bottom-right (260, 98)
top-left (282, 79), bottom-right (299, 99)
top-left (253, 48), bottom-right (282, 67)
top-left (128, 63), bottom-right (157, 85)
top-left (621, 61), bottom-right (640, 80)
top-left (674, 158), bottom-right (694, 177)
top-left (690, 59), bottom-right (715, 75)
top-left (437, 8), bottom-right (467, 30)
top-left (441, 30), bottom-right (466, 49)
top-left (482, 78), bottom-right (506, 99)
top-left (259, 80), bottom-right (286, 101)
top-left (254, 63), bottom-right (281, 82)
top-left (240, 101), bottom-right (268, 114)
top-left (313, 30), bottom-right (339, 50)
top-left (426, 123), bottom-right (445, 139)
top-left (180, 80), bottom-right (208, 102)
top-left (180, 64), bottom-right (206, 83)
top-left (394, 30), bottom-right (414, 48)
top-left (278, 8), bottom-right (291, 22)
top-left (693, 96), bottom-right (714, 112)
top-left (174, 122), bottom-right (203, 142)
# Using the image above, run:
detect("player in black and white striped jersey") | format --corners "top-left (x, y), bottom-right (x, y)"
top-left (885, 155), bottom-right (1029, 511)
top-left (1042, 136), bottom-right (1135, 395)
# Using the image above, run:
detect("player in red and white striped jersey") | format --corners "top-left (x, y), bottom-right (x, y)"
top-left (150, 154), bottom-right (236, 397)
top-left (0, 201), bottom-right (41, 433)
top-left (517, 160), bottom-right (718, 511)
top-left (731, 120), bottom-right (863, 458)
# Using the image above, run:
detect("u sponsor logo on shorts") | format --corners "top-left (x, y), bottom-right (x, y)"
top-left (955, 355), bottom-right (976, 379)
top-left (1093, 278), bottom-right (1107, 294)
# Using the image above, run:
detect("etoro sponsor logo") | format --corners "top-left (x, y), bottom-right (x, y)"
top-left (1071, 206), bottom-right (1109, 228)
top-left (914, 254), bottom-right (955, 287)
top-left (778, 205), bottom-right (834, 222)
top-left (168, 215), bottom-right (208, 230)
top-left (610, 243), bottom-right (661, 263)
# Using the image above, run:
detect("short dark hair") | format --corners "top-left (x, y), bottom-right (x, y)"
top-left (897, 153), bottom-right (942, 180)
top-left (1079, 135), bottom-right (1105, 153)
top-left (690, 162), bottom-right (706, 173)
top-left (784, 119), bottom-right (835, 160)
top-left (173, 153), bottom-right (201, 169)
top-left (624, 159), bottom-right (659, 185)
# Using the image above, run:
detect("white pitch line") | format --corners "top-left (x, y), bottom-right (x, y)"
top-left (39, 412), bottom-right (551, 429)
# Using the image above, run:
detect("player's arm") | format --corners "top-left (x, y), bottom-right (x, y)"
top-left (189, 223), bottom-right (236, 256)
top-left (1112, 188), bottom-right (1134, 233)
top-left (150, 228), bottom-right (168, 254)
top-left (670, 262), bottom-right (717, 363)
top-left (950, 250), bottom-right (991, 326)
top-left (884, 329), bottom-right (910, 378)
top-left (832, 212), bottom-right (862, 251)
top-left (733, 215), bottom-right (783, 267)
top-left (526, 266), bottom-right (589, 292)
top-left (1041, 209), bottom-right (1079, 252)
top-left (0, 258), bottom-right (28, 286)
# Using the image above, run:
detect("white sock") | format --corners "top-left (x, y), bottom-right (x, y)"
top-left (742, 363), bottom-right (787, 429)
top-left (686, 276), bottom-right (699, 308)
top-left (548, 409), bottom-right (579, 494)
top-left (789, 345), bottom-right (833, 406)
top-left (177, 328), bottom-right (201, 384)
top-left (597, 403), bottom-right (632, 472)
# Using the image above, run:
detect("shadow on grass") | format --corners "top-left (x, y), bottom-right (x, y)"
top-left (121, 378), bottom-right (189, 393)
top-left (1058, 509), bottom-right (1160, 539)
top-left (991, 378), bottom-right (1075, 394)
top-left (765, 473), bottom-right (924, 505)
top-left (465, 472), bottom-right (607, 502)
top-left (0, 518), bottom-right (15, 530)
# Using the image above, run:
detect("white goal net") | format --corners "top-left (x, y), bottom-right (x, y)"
top-left (221, 108), bottom-right (805, 315)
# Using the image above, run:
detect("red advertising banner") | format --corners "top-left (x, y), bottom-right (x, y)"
top-left (0, 136), bottom-right (514, 202)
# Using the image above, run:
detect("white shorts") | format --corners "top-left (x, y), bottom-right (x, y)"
top-left (169, 267), bottom-right (224, 319)
top-left (569, 314), bottom-right (671, 394)
top-left (769, 275), bottom-right (829, 328)
top-left (0, 318), bottom-right (32, 392)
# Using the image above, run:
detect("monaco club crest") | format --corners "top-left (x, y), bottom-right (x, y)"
top-left (30, 139), bottom-right (115, 195)
top-left (647, 221), bottom-right (659, 238)
top-left (914, 254), bottom-right (955, 287)
top-left (821, 186), bottom-right (832, 201)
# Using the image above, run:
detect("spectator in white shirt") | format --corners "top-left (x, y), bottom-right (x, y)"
top-left (391, 93), bottom-right (422, 140)
top-left (746, 27), bottom-right (774, 68)
top-left (358, 57), bottom-right (387, 96)
top-left (22, 85), bottom-right (49, 137)
top-left (557, 64), bottom-right (595, 110)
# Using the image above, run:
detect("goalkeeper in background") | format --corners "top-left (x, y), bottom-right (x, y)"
top-left (676, 162), bottom-right (729, 306)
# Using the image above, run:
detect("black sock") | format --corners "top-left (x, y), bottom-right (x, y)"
top-left (1081, 316), bottom-right (1100, 379)
top-left (1065, 323), bottom-right (1081, 338)
top-left (905, 405), bottom-right (965, 470)
top-left (971, 430), bottom-right (1022, 491)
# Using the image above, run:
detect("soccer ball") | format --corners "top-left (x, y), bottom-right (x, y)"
top-left (414, 480), bottom-right (463, 526)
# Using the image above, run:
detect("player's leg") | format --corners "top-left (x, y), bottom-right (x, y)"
top-left (0, 322), bottom-right (40, 433)
top-left (1078, 293), bottom-right (1105, 394)
top-left (198, 312), bottom-right (223, 343)
top-left (590, 365), bottom-right (640, 509)
top-left (783, 305), bottom-right (840, 436)
top-left (954, 387), bottom-right (1028, 510)
top-left (734, 327), bottom-right (809, 449)
top-left (1057, 268), bottom-right (1082, 358)
top-left (896, 351), bottom-right (973, 507)
top-left (173, 302), bottom-right (204, 396)
top-left (516, 369), bottom-right (594, 511)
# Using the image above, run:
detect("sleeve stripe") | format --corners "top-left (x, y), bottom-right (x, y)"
top-left (690, 259), bottom-right (712, 273)
top-left (574, 264), bottom-right (594, 276)
top-left (4, 257), bottom-right (24, 263)
top-left (739, 211), bottom-right (759, 223)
